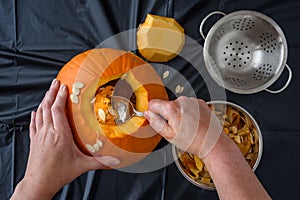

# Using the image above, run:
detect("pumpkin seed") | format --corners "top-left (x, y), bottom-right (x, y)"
top-left (163, 70), bottom-right (170, 79)
top-left (98, 108), bottom-right (106, 122)
top-left (175, 85), bottom-right (181, 93)
top-left (72, 87), bottom-right (80, 95)
top-left (70, 94), bottom-right (79, 104)
top-left (175, 85), bottom-right (184, 94)
top-left (73, 81), bottom-right (85, 89)
top-left (96, 139), bottom-right (103, 148)
top-left (93, 143), bottom-right (101, 151)
top-left (86, 144), bottom-right (95, 153)
top-left (180, 86), bottom-right (184, 93)
top-left (90, 97), bottom-right (96, 104)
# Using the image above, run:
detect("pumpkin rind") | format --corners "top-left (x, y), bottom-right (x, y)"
top-left (57, 48), bottom-right (168, 168)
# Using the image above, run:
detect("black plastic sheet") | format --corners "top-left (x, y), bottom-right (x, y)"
top-left (1, 0), bottom-right (300, 199)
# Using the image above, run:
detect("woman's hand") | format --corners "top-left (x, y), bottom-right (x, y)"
top-left (145, 96), bottom-right (271, 200)
top-left (11, 79), bottom-right (120, 200)
top-left (144, 96), bottom-right (223, 158)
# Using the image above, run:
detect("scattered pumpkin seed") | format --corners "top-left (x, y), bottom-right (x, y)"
top-left (98, 108), bottom-right (106, 122)
top-left (96, 139), bottom-right (103, 148)
top-left (70, 94), bottom-right (79, 104)
top-left (90, 97), bottom-right (96, 104)
top-left (175, 85), bottom-right (181, 93)
top-left (86, 144), bottom-right (95, 153)
top-left (73, 81), bottom-right (85, 89)
top-left (175, 85), bottom-right (184, 94)
top-left (93, 143), bottom-right (101, 151)
top-left (72, 87), bottom-right (80, 95)
top-left (163, 70), bottom-right (170, 79)
top-left (180, 86), bottom-right (184, 93)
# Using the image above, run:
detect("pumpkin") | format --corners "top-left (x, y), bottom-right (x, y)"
top-left (56, 48), bottom-right (168, 168)
top-left (137, 14), bottom-right (185, 62)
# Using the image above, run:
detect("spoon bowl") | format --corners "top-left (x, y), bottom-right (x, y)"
top-left (110, 96), bottom-right (144, 124)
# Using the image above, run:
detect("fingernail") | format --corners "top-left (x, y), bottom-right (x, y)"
top-left (109, 158), bottom-right (120, 166)
top-left (59, 84), bottom-right (66, 91)
top-left (144, 110), bottom-right (150, 120)
top-left (96, 156), bottom-right (120, 166)
top-left (51, 79), bottom-right (57, 86)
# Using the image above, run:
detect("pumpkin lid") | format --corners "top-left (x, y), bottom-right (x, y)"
top-left (137, 14), bottom-right (185, 62)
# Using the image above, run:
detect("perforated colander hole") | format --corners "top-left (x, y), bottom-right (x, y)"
top-left (252, 64), bottom-right (273, 81)
top-left (260, 32), bottom-right (277, 53)
top-left (233, 18), bottom-right (255, 31)
top-left (226, 77), bottom-right (247, 87)
top-left (223, 41), bottom-right (251, 68)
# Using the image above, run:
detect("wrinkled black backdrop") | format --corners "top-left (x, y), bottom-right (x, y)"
top-left (1, 0), bottom-right (300, 199)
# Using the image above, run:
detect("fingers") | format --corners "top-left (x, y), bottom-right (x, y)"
top-left (145, 99), bottom-right (178, 140)
top-left (51, 84), bottom-right (69, 131)
top-left (35, 79), bottom-right (60, 130)
top-left (42, 79), bottom-right (60, 125)
top-left (147, 99), bottom-right (174, 120)
top-left (33, 79), bottom-right (69, 132)
top-left (144, 110), bottom-right (173, 139)
top-left (83, 155), bottom-right (121, 170)
top-left (94, 156), bottom-right (120, 168)
top-left (35, 100), bottom-right (44, 131)
top-left (29, 111), bottom-right (36, 139)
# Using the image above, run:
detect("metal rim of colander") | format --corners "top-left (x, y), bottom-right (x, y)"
top-left (202, 10), bottom-right (288, 94)
top-left (171, 100), bottom-right (263, 190)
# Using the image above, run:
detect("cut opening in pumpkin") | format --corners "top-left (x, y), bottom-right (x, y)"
top-left (93, 78), bottom-right (137, 126)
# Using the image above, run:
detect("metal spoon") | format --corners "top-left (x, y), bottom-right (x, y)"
top-left (110, 96), bottom-right (144, 124)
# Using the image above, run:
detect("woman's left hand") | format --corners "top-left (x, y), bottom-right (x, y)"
top-left (11, 79), bottom-right (120, 200)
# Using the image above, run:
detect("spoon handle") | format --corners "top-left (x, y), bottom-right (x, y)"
top-left (134, 110), bottom-right (144, 117)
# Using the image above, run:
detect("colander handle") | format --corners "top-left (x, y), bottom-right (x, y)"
top-left (264, 64), bottom-right (292, 94)
top-left (199, 11), bottom-right (226, 40)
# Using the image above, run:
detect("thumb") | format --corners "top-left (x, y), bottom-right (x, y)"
top-left (81, 155), bottom-right (120, 171)
top-left (144, 110), bottom-right (173, 139)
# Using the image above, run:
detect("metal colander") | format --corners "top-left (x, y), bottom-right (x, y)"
top-left (200, 10), bottom-right (292, 94)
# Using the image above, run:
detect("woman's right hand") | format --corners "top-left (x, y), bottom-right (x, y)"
top-left (145, 96), bottom-right (271, 200)
top-left (144, 96), bottom-right (223, 158)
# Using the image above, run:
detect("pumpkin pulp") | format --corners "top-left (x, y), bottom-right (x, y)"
top-left (93, 78), bottom-right (137, 125)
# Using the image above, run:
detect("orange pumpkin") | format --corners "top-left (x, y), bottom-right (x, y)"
top-left (56, 48), bottom-right (168, 168)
